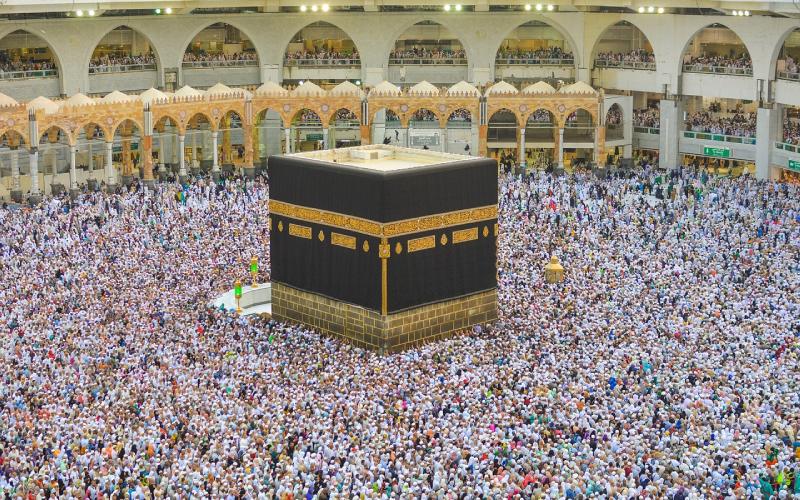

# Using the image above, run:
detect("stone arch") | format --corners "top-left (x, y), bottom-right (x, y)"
top-left (0, 127), bottom-right (29, 147)
top-left (153, 113), bottom-right (182, 133)
top-left (254, 106), bottom-right (287, 127)
top-left (84, 25), bottom-right (162, 74)
top-left (284, 21), bottom-right (362, 64)
top-left (329, 107), bottom-right (360, 126)
top-left (771, 26), bottom-right (800, 79)
top-left (605, 103), bottom-right (624, 140)
top-left (590, 20), bottom-right (657, 71)
top-left (38, 124), bottom-right (72, 146)
top-left (494, 18), bottom-right (581, 68)
top-left (446, 107), bottom-right (473, 123)
top-left (0, 28), bottom-right (63, 82)
top-left (488, 107), bottom-right (522, 126)
top-left (370, 107), bottom-right (402, 127)
top-left (180, 21), bottom-right (261, 67)
top-left (677, 23), bottom-right (753, 76)
top-left (111, 117), bottom-right (145, 138)
top-left (387, 19), bottom-right (473, 66)
top-left (76, 121), bottom-right (112, 142)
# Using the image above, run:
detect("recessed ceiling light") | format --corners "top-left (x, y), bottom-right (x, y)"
top-left (300, 5), bottom-right (307, 11)
top-left (744, 10), bottom-right (750, 15)
top-left (455, 4), bottom-right (462, 10)
top-left (647, 6), bottom-right (655, 13)
top-left (536, 3), bottom-right (543, 10)
top-left (88, 9), bottom-right (95, 16)
top-left (311, 4), bottom-right (318, 12)
top-left (165, 7), bottom-right (172, 14)
top-left (444, 4), bottom-right (451, 11)
top-left (525, 4), bottom-right (531, 10)
top-left (638, 6), bottom-right (645, 12)
top-left (155, 8), bottom-right (161, 14)
top-left (321, 4), bottom-right (329, 11)
top-left (657, 7), bottom-right (664, 13)
top-left (547, 4), bottom-right (554, 11)
top-left (76, 9), bottom-right (83, 16)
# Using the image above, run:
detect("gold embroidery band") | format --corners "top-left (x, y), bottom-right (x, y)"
top-left (269, 199), bottom-right (497, 238)
top-left (452, 227), bottom-right (478, 244)
top-left (331, 232), bottom-right (356, 250)
top-left (288, 223), bottom-right (312, 239)
top-left (407, 235), bottom-right (436, 253)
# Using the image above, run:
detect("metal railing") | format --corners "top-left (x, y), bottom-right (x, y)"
top-left (182, 59), bottom-right (259, 69)
top-left (683, 130), bottom-right (756, 144)
top-left (89, 63), bottom-right (157, 74)
top-left (634, 126), bottom-right (660, 135)
top-left (682, 64), bottom-right (752, 76)
top-left (0, 68), bottom-right (58, 80)
top-left (595, 60), bottom-right (656, 71)
top-left (284, 58), bottom-right (361, 67)
top-left (388, 58), bottom-right (468, 65)
top-left (495, 57), bottom-right (574, 66)
top-left (777, 71), bottom-right (800, 82)
top-left (775, 141), bottom-right (800, 153)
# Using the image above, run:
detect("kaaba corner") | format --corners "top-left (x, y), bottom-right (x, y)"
top-left (268, 145), bottom-right (498, 353)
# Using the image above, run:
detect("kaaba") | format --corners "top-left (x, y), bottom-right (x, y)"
top-left (268, 145), bottom-right (498, 353)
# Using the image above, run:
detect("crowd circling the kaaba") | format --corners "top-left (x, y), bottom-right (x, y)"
top-left (0, 161), bottom-right (798, 498)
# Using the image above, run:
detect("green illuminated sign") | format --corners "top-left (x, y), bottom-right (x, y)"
top-left (703, 146), bottom-right (730, 158)
top-left (789, 159), bottom-right (800, 172)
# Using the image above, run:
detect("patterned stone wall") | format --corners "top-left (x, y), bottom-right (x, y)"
top-left (272, 282), bottom-right (497, 353)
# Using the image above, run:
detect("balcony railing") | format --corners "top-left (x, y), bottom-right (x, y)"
top-left (182, 59), bottom-right (259, 69)
top-left (775, 141), bottom-right (800, 153)
top-left (682, 64), bottom-right (752, 76)
top-left (89, 63), bottom-right (157, 74)
top-left (595, 60), bottom-right (656, 71)
top-left (495, 57), bottom-right (574, 66)
top-left (777, 71), bottom-right (800, 82)
top-left (0, 68), bottom-right (58, 80)
top-left (284, 58), bottom-right (360, 67)
top-left (388, 58), bottom-right (467, 66)
top-left (683, 130), bottom-right (756, 144)
top-left (634, 126), bottom-right (660, 135)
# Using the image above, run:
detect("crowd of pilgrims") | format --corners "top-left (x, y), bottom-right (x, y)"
top-left (595, 50), bottom-right (655, 66)
top-left (284, 50), bottom-right (360, 64)
top-left (783, 116), bottom-right (800, 145)
top-left (0, 163), bottom-right (799, 499)
top-left (182, 52), bottom-right (258, 65)
top-left (683, 54), bottom-right (753, 72)
top-left (0, 52), bottom-right (56, 76)
top-left (634, 105), bottom-right (660, 129)
top-left (496, 47), bottom-right (574, 62)
top-left (389, 48), bottom-right (466, 61)
top-left (89, 54), bottom-right (156, 72)
top-left (781, 56), bottom-right (799, 76)
top-left (684, 111), bottom-right (757, 138)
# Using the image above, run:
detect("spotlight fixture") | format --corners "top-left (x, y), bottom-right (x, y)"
top-left (311, 4), bottom-right (318, 11)
top-left (165, 7), bottom-right (173, 14)
top-left (455, 4), bottom-right (462, 10)
top-left (444, 4), bottom-right (451, 11)
top-left (536, 3), bottom-right (543, 10)
top-left (657, 6), bottom-right (664, 13)
top-left (76, 9), bottom-right (83, 16)
top-left (744, 10), bottom-right (750, 15)
top-left (546, 4), bottom-right (554, 11)
top-left (638, 6), bottom-right (645, 12)
top-left (300, 5), bottom-right (307, 11)
top-left (525, 4), bottom-right (531, 10)
top-left (355, 80), bottom-right (361, 85)
top-left (647, 6), bottom-right (654, 12)
top-left (88, 9), bottom-right (95, 16)
top-left (155, 8), bottom-right (161, 13)
top-left (321, 3), bottom-right (329, 11)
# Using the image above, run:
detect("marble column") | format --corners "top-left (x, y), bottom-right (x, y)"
top-left (518, 127), bottom-right (526, 166)
top-left (104, 141), bottom-right (115, 187)
top-left (558, 128), bottom-right (565, 169)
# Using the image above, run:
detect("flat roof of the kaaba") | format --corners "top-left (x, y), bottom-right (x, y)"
top-left (288, 145), bottom-right (474, 172)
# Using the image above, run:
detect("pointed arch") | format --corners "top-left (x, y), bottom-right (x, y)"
top-left (0, 28), bottom-right (62, 77)
top-left (388, 20), bottom-right (470, 65)
top-left (591, 20), bottom-right (656, 71)
top-left (494, 18), bottom-right (579, 67)
top-left (679, 23), bottom-right (753, 76)
top-left (284, 21), bottom-right (362, 67)
top-left (181, 22), bottom-right (261, 68)
top-left (85, 25), bottom-right (161, 74)
top-left (772, 27), bottom-right (800, 80)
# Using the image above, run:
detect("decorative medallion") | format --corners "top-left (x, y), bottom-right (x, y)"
top-left (212, 108), bottom-right (220, 117)
top-left (321, 104), bottom-right (329, 112)
top-left (318, 230), bottom-right (325, 242)
top-left (106, 117), bottom-right (114, 125)
top-left (400, 104), bottom-right (409, 112)
top-left (557, 104), bottom-right (566, 113)
top-left (395, 242), bottom-right (403, 255)
top-left (482, 226), bottom-right (489, 238)
top-left (179, 110), bottom-right (187, 119)
top-left (438, 104), bottom-right (447, 113)
top-left (283, 104), bottom-right (291, 113)
top-left (519, 104), bottom-right (528, 113)
top-left (362, 240), bottom-right (370, 252)
top-left (7, 118), bottom-right (14, 127)
top-left (268, 216), bottom-right (272, 231)
top-left (278, 221), bottom-right (284, 232)
top-left (440, 234), bottom-right (448, 246)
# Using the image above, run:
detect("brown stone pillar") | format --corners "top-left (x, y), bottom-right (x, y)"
top-left (478, 124), bottom-right (488, 158)
top-left (142, 135), bottom-right (154, 184)
top-left (360, 125), bottom-right (370, 145)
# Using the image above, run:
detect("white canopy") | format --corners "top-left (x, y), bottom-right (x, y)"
top-left (255, 81), bottom-right (289, 96)
top-left (559, 81), bottom-right (597, 95)
top-left (139, 87), bottom-right (169, 104)
top-left (174, 85), bottom-right (204, 98)
top-left (522, 81), bottom-right (556, 94)
top-left (329, 81), bottom-right (364, 97)
top-left (102, 90), bottom-right (136, 103)
top-left (369, 80), bottom-right (401, 97)
top-left (446, 81), bottom-right (479, 96)
top-left (292, 81), bottom-right (326, 97)
top-left (408, 80), bottom-right (439, 96)
top-left (63, 93), bottom-right (95, 107)
top-left (26, 96), bottom-right (60, 114)
top-left (485, 81), bottom-right (518, 95)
